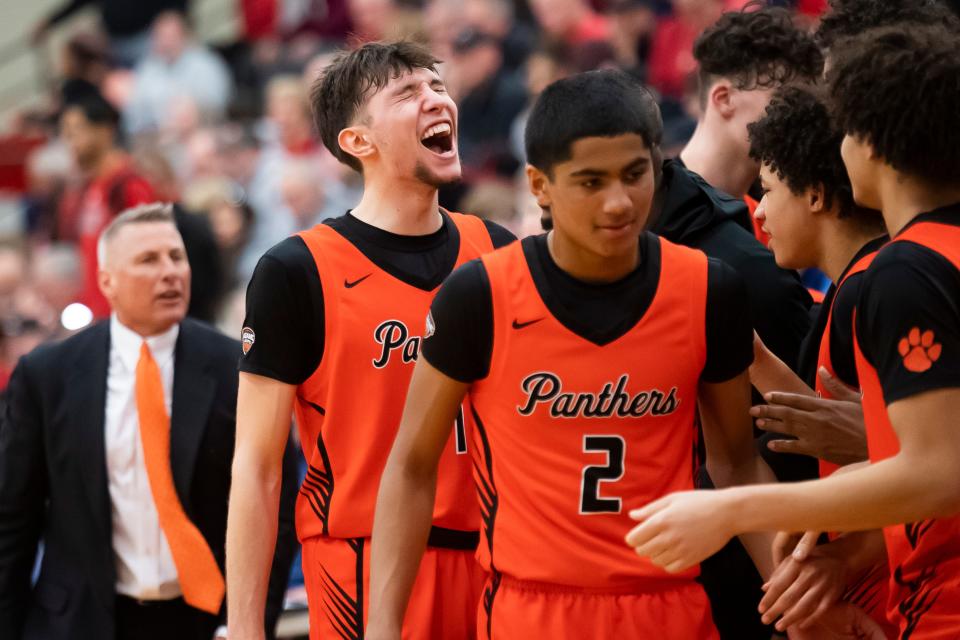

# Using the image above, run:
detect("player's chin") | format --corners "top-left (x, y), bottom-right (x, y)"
top-left (414, 158), bottom-right (462, 187)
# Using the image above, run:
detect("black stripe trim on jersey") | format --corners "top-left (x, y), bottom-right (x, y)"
top-left (427, 526), bottom-right (480, 550)
top-left (319, 542), bottom-right (364, 640)
top-left (895, 565), bottom-right (938, 640)
top-left (299, 400), bottom-right (334, 534)
top-left (905, 519), bottom-right (935, 550)
top-left (843, 565), bottom-right (887, 612)
top-left (843, 564), bottom-right (885, 614)
top-left (470, 405), bottom-right (499, 562)
top-left (483, 570), bottom-right (502, 640)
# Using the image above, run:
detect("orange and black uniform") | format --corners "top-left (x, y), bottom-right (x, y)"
top-left (240, 211), bottom-right (514, 639)
top-left (853, 205), bottom-right (960, 639)
top-left (422, 232), bottom-right (753, 638)
top-left (663, 158), bottom-right (812, 639)
top-left (791, 236), bottom-right (896, 635)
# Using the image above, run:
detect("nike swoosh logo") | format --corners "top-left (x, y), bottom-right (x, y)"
top-left (344, 274), bottom-right (372, 288)
top-left (512, 318), bottom-right (544, 330)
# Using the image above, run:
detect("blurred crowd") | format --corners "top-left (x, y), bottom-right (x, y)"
top-left (0, 0), bottom-right (838, 388)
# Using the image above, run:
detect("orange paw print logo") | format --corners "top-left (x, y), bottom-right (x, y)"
top-left (898, 327), bottom-right (942, 373)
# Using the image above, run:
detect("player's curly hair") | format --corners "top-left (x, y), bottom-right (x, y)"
top-left (828, 25), bottom-right (960, 186)
top-left (310, 41), bottom-right (440, 173)
top-left (748, 84), bottom-right (863, 219)
top-left (694, 4), bottom-right (823, 107)
top-left (815, 0), bottom-right (959, 51)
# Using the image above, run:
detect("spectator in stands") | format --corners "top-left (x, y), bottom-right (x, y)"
top-left (239, 75), bottom-right (356, 281)
top-left (30, 244), bottom-right (84, 326)
top-left (462, 0), bottom-right (535, 72)
top-left (58, 87), bottom-right (157, 319)
top-left (647, 0), bottom-right (725, 99)
top-left (279, 159), bottom-right (349, 230)
top-left (124, 11), bottom-right (233, 135)
top-left (33, 0), bottom-right (190, 67)
top-left (528, 0), bottom-right (611, 47)
top-left (446, 27), bottom-right (527, 176)
top-left (608, 0), bottom-right (658, 78)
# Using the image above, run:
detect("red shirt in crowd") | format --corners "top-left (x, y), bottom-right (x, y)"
top-left (58, 159), bottom-right (156, 318)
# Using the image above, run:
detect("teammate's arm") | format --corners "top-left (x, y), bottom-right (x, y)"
top-left (226, 373), bottom-right (295, 640)
top-left (366, 360), bottom-right (468, 639)
top-left (627, 387), bottom-right (960, 571)
top-left (698, 371), bottom-right (778, 579)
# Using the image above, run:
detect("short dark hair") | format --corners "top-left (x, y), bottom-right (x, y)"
top-left (61, 85), bottom-right (120, 129)
top-left (694, 4), bottom-right (823, 107)
top-left (815, 0), bottom-right (959, 51)
top-left (828, 25), bottom-right (960, 186)
top-left (310, 41), bottom-right (440, 173)
top-left (525, 69), bottom-right (662, 177)
top-left (748, 84), bottom-right (864, 219)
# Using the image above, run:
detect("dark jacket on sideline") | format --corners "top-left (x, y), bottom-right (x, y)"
top-left (0, 318), bottom-right (298, 639)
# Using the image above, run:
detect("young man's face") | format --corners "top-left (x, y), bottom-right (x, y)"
top-left (530, 133), bottom-right (655, 260)
top-left (361, 67), bottom-right (461, 187)
top-left (60, 107), bottom-right (113, 171)
top-left (840, 134), bottom-right (882, 211)
top-left (755, 163), bottom-right (819, 270)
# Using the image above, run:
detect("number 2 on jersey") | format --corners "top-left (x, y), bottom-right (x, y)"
top-left (580, 436), bottom-right (625, 514)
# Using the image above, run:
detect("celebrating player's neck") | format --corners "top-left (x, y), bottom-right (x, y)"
top-left (874, 172), bottom-right (960, 238)
top-left (349, 177), bottom-right (443, 236)
top-left (547, 229), bottom-right (641, 284)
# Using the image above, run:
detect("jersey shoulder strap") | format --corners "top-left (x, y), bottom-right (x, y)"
top-left (891, 221), bottom-right (960, 270)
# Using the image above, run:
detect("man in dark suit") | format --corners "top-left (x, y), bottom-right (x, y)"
top-left (0, 203), bottom-right (297, 640)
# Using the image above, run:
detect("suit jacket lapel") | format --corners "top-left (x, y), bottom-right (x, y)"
top-left (69, 323), bottom-right (111, 543)
top-left (169, 322), bottom-right (216, 514)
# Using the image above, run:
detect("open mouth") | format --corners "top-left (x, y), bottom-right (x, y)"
top-left (420, 122), bottom-right (454, 155)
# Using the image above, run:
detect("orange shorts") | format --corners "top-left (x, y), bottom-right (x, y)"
top-left (301, 534), bottom-right (486, 640)
top-left (477, 573), bottom-right (719, 640)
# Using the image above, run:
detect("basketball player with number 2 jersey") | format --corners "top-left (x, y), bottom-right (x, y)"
top-left (366, 70), bottom-right (778, 640)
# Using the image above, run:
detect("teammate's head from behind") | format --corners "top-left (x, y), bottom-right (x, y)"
top-left (692, 5), bottom-right (822, 161)
top-left (828, 26), bottom-right (960, 213)
top-left (815, 0), bottom-right (959, 56)
top-left (747, 84), bottom-right (883, 271)
top-left (310, 41), bottom-right (459, 187)
top-left (525, 70), bottom-right (661, 261)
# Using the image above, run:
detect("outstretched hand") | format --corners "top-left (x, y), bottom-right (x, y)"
top-left (751, 368), bottom-right (867, 465)
top-left (625, 490), bottom-right (735, 573)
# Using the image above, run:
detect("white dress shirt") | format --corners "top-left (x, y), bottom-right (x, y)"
top-left (106, 315), bottom-right (181, 600)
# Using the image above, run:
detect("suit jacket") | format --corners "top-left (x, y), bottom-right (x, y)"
top-left (0, 318), bottom-right (298, 640)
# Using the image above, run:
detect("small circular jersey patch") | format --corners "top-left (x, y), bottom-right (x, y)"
top-left (241, 327), bottom-right (256, 355)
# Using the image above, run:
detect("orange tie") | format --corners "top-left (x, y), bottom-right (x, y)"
top-left (135, 341), bottom-right (225, 614)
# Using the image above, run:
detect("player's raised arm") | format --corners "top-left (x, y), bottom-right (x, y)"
top-left (367, 359), bottom-right (469, 639)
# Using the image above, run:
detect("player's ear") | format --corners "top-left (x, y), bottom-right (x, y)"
top-left (709, 81), bottom-right (734, 119)
top-left (526, 164), bottom-right (552, 209)
top-left (338, 126), bottom-right (375, 163)
top-left (808, 183), bottom-right (826, 214)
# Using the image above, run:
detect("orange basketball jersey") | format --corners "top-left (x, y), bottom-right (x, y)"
top-left (816, 250), bottom-right (877, 479)
top-left (816, 248), bottom-right (895, 636)
top-left (853, 221), bottom-right (960, 637)
top-left (294, 212), bottom-right (494, 541)
top-left (469, 236), bottom-right (709, 589)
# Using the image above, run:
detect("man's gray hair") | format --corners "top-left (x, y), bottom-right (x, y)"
top-left (96, 202), bottom-right (177, 266)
